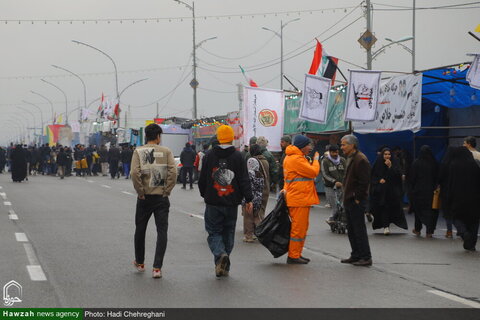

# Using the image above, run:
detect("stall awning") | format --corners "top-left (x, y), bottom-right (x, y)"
top-left (422, 62), bottom-right (480, 108)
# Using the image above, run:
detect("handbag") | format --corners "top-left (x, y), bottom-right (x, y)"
top-left (432, 187), bottom-right (441, 210)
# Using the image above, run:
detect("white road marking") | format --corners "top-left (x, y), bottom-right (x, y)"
top-left (23, 243), bottom-right (39, 265)
top-left (101, 185), bottom-right (112, 189)
top-left (26, 265), bottom-right (47, 281)
top-left (4, 201), bottom-right (12, 206)
top-left (175, 208), bottom-right (204, 220)
top-left (15, 232), bottom-right (28, 242)
top-left (122, 191), bottom-right (135, 196)
top-left (9, 214), bottom-right (18, 220)
top-left (86, 180), bottom-right (94, 183)
top-left (0, 192), bottom-right (7, 199)
top-left (428, 290), bottom-right (480, 308)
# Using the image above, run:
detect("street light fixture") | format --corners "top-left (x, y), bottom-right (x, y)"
top-left (173, 0), bottom-right (199, 119)
top-left (372, 36), bottom-right (414, 70)
top-left (22, 100), bottom-right (45, 143)
top-left (31, 90), bottom-right (55, 124)
top-left (51, 65), bottom-right (87, 121)
top-left (72, 40), bottom-right (120, 126)
top-left (41, 79), bottom-right (68, 124)
top-left (262, 18), bottom-right (300, 90)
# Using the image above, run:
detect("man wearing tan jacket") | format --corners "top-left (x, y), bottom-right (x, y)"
top-left (131, 124), bottom-right (177, 279)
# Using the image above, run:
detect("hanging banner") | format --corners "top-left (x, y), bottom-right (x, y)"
top-left (284, 90), bottom-right (348, 134)
top-left (344, 70), bottom-right (381, 121)
top-left (353, 74), bottom-right (422, 133)
top-left (466, 55), bottom-right (480, 89)
top-left (300, 74), bottom-right (331, 123)
top-left (242, 86), bottom-right (284, 152)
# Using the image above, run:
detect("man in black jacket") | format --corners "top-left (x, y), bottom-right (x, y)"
top-left (180, 142), bottom-right (196, 189)
top-left (121, 145), bottom-right (133, 179)
top-left (199, 125), bottom-right (253, 278)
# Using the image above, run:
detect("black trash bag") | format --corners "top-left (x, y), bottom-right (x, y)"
top-left (254, 193), bottom-right (291, 258)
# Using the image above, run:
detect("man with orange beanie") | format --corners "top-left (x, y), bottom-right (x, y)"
top-left (199, 125), bottom-right (253, 277)
top-left (283, 135), bottom-right (320, 264)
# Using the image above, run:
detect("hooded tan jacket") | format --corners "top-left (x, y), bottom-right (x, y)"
top-left (131, 144), bottom-right (177, 197)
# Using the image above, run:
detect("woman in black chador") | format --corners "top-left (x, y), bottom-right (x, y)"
top-left (409, 145), bottom-right (438, 238)
top-left (10, 145), bottom-right (27, 182)
top-left (370, 148), bottom-right (408, 235)
top-left (447, 146), bottom-right (480, 251)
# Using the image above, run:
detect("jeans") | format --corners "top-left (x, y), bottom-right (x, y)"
top-left (345, 199), bottom-right (372, 260)
top-left (134, 195), bottom-right (170, 269)
top-left (325, 187), bottom-right (337, 219)
top-left (204, 205), bottom-right (238, 267)
top-left (123, 163), bottom-right (131, 178)
top-left (181, 166), bottom-right (193, 188)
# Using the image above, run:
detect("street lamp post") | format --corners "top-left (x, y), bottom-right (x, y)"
top-left (22, 100), bottom-right (45, 144)
top-left (173, 0), bottom-right (198, 119)
top-left (262, 18), bottom-right (300, 90)
top-left (18, 106), bottom-right (37, 143)
top-left (372, 36), bottom-right (414, 63)
top-left (72, 40), bottom-right (120, 126)
top-left (41, 79), bottom-right (68, 124)
top-left (51, 65), bottom-right (87, 121)
top-left (31, 91), bottom-right (54, 124)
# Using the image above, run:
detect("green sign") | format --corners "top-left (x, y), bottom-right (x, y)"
top-left (283, 90), bottom-right (348, 134)
top-left (0, 309), bottom-right (82, 320)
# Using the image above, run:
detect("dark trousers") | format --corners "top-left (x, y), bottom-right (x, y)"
top-left (462, 220), bottom-right (479, 250)
top-left (181, 166), bottom-right (193, 188)
top-left (345, 199), bottom-right (372, 260)
top-left (414, 208), bottom-right (438, 234)
top-left (134, 195), bottom-right (170, 269)
top-left (204, 205), bottom-right (238, 268)
top-left (109, 160), bottom-right (119, 179)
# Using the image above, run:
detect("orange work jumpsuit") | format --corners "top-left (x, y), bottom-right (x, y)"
top-left (283, 145), bottom-right (320, 259)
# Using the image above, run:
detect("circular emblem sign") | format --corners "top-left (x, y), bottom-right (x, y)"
top-left (258, 109), bottom-right (278, 127)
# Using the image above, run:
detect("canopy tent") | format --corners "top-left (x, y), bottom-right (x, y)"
top-left (355, 62), bottom-right (480, 163)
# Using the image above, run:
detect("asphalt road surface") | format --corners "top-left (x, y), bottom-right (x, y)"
top-left (0, 173), bottom-right (479, 308)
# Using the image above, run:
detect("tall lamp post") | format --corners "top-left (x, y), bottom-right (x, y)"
top-left (173, 0), bottom-right (199, 119)
top-left (51, 65), bottom-right (87, 120)
top-left (31, 90), bottom-right (54, 124)
top-left (22, 100), bottom-right (45, 144)
top-left (41, 79), bottom-right (68, 124)
top-left (72, 40), bottom-right (120, 126)
top-left (372, 36), bottom-right (414, 64)
top-left (262, 18), bottom-right (300, 90)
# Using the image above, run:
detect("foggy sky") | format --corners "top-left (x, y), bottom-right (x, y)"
top-left (0, 0), bottom-right (478, 143)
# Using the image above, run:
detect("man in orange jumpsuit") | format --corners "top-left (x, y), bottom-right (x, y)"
top-left (283, 135), bottom-right (320, 264)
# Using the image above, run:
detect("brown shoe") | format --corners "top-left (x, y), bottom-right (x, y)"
top-left (341, 257), bottom-right (359, 264)
top-left (426, 233), bottom-right (433, 238)
top-left (215, 254), bottom-right (229, 277)
top-left (352, 259), bottom-right (373, 267)
top-left (445, 231), bottom-right (453, 238)
top-left (412, 229), bottom-right (421, 236)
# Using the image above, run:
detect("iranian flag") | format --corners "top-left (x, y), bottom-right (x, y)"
top-left (239, 65), bottom-right (258, 87)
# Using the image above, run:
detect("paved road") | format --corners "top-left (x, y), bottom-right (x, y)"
top-left (0, 173), bottom-right (479, 308)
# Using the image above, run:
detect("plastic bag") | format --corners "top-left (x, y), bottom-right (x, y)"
top-left (254, 193), bottom-right (291, 258)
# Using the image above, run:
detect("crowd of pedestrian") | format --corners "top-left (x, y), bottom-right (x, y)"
top-left (1, 143), bottom-right (135, 181)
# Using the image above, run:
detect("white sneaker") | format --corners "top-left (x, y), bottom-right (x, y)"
top-left (384, 227), bottom-right (390, 235)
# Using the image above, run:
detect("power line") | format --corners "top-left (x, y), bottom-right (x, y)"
top-left (372, 1), bottom-right (480, 10)
top-left (195, 3), bottom-right (364, 72)
top-left (0, 65), bottom-right (189, 81)
top-left (199, 33), bottom-right (277, 60)
top-left (0, 5), bottom-right (361, 25)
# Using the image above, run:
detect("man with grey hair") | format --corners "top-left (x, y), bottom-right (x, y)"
top-left (340, 134), bottom-right (372, 266)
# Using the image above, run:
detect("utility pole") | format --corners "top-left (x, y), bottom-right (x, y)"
top-left (156, 102), bottom-right (159, 119)
top-left (366, 0), bottom-right (372, 70)
top-left (280, 20), bottom-right (284, 90)
top-left (192, 1), bottom-right (197, 120)
top-left (412, 0), bottom-right (416, 72)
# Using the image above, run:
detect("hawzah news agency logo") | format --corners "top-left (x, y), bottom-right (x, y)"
top-left (3, 280), bottom-right (22, 306)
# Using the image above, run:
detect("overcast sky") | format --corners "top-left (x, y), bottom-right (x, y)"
top-left (0, 0), bottom-right (478, 142)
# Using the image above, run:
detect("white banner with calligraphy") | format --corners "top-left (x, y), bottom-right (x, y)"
top-left (353, 73), bottom-right (422, 133)
top-left (242, 86), bottom-right (284, 152)
top-left (344, 70), bottom-right (381, 121)
top-left (299, 74), bottom-right (331, 123)
top-left (467, 54), bottom-right (480, 89)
